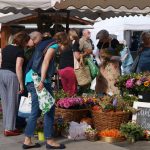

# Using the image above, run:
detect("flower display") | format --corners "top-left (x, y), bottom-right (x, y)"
top-left (120, 122), bottom-right (144, 143)
top-left (92, 94), bottom-right (138, 113)
top-left (57, 97), bottom-right (83, 109)
top-left (116, 72), bottom-right (150, 94)
top-left (56, 97), bottom-right (96, 109)
top-left (98, 129), bottom-right (122, 138)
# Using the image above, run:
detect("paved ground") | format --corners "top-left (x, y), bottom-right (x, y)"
top-left (0, 119), bottom-right (150, 150)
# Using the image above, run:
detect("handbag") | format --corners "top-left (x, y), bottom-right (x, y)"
top-left (18, 94), bottom-right (31, 118)
top-left (32, 73), bottom-right (55, 115)
top-left (74, 57), bottom-right (92, 86)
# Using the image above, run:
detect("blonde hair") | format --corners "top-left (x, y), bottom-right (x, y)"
top-left (68, 29), bottom-right (79, 41)
top-left (54, 32), bottom-right (69, 47)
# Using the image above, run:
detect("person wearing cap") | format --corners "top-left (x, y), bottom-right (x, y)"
top-left (96, 30), bottom-right (119, 50)
top-left (95, 29), bottom-right (121, 95)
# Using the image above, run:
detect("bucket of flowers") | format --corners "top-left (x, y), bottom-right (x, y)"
top-left (98, 129), bottom-right (124, 143)
top-left (115, 72), bottom-right (150, 95)
top-left (55, 96), bottom-right (96, 123)
top-left (85, 127), bottom-right (98, 142)
top-left (92, 95), bottom-right (138, 131)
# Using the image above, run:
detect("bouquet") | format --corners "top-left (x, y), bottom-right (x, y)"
top-left (101, 44), bottom-right (124, 57)
top-left (101, 44), bottom-right (123, 59)
top-left (115, 72), bottom-right (150, 94)
top-left (100, 44), bottom-right (123, 67)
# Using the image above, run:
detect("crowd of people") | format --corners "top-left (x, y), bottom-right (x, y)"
top-left (0, 28), bottom-right (150, 149)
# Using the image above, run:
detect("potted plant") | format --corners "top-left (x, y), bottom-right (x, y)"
top-left (120, 122), bottom-right (144, 143)
top-left (54, 116), bottom-right (69, 137)
top-left (85, 127), bottom-right (98, 142)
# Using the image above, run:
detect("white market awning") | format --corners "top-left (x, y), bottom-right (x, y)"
top-left (0, 0), bottom-right (61, 14)
top-left (55, 0), bottom-right (150, 10)
top-left (0, 0), bottom-right (149, 20)
top-left (55, 0), bottom-right (150, 20)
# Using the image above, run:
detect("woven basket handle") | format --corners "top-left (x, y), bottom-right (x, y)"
top-left (79, 56), bottom-right (84, 67)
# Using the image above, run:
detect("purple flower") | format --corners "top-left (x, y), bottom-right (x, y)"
top-left (140, 77), bottom-right (147, 82)
top-left (113, 98), bottom-right (118, 107)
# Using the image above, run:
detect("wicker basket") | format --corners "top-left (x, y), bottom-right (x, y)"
top-left (92, 111), bottom-right (130, 131)
top-left (55, 107), bottom-right (90, 123)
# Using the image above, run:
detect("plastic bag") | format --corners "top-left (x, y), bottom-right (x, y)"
top-left (86, 58), bottom-right (99, 79)
top-left (18, 93), bottom-right (31, 118)
top-left (68, 121), bottom-right (90, 140)
top-left (90, 77), bottom-right (96, 90)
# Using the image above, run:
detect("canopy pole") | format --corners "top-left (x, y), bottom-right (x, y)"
top-left (66, 10), bottom-right (70, 33)
top-left (1, 25), bottom-right (11, 49)
top-left (37, 9), bottom-right (42, 32)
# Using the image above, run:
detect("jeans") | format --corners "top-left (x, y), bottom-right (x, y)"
top-left (24, 82), bottom-right (55, 139)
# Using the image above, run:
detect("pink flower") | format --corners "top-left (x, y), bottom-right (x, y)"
top-left (64, 101), bottom-right (70, 108)
top-left (57, 97), bottom-right (84, 109)
top-left (135, 80), bottom-right (142, 86)
top-left (126, 79), bottom-right (134, 88)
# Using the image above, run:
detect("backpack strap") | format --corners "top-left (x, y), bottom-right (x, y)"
top-left (43, 41), bottom-right (57, 55)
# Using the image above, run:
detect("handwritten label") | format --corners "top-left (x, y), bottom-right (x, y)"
top-left (136, 107), bottom-right (150, 130)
